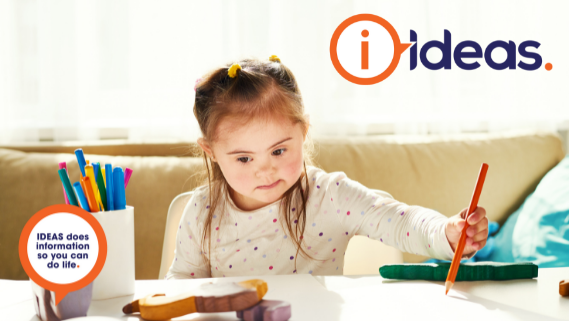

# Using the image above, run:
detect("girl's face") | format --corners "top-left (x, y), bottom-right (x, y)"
top-left (199, 116), bottom-right (306, 211)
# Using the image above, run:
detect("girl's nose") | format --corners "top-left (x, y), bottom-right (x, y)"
top-left (256, 157), bottom-right (275, 178)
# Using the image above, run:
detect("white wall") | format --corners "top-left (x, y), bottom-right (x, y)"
top-left (0, 0), bottom-right (567, 143)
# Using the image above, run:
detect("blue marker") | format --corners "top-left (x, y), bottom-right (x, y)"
top-left (75, 148), bottom-right (87, 177)
top-left (105, 164), bottom-right (114, 211)
top-left (73, 182), bottom-right (90, 211)
top-left (113, 167), bottom-right (126, 210)
top-left (93, 162), bottom-right (100, 181)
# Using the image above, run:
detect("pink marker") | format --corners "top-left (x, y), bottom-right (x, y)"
top-left (124, 168), bottom-right (133, 189)
top-left (59, 162), bottom-right (70, 205)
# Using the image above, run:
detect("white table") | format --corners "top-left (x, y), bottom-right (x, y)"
top-left (1, 267), bottom-right (568, 320)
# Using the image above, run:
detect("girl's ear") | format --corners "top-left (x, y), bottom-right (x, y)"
top-left (197, 138), bottom-right (216, 162)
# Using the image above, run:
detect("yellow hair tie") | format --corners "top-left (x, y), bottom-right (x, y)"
top-left (269, 55), bottom-right (281, 62)
top-left (228, 63), bottom-right (242, 78)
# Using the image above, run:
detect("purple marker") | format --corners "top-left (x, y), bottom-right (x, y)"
top-left (237, 300), bottom-right (291, 321)
top-left (124, 168), bottom-right (133, 189)
top-left (59, 162), bottom-right (70, 205)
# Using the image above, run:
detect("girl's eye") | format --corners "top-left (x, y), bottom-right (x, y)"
top-left (237, 156), bottom-right (251, 163)
top-left (272, 148), bottom-right (286, 156)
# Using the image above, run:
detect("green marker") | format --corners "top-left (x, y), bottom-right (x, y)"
top-left (95, 162), bottom-right (108, 211)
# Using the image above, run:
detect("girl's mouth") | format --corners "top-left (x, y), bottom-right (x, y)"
top-left (257, 180), bottom-right (281, 190)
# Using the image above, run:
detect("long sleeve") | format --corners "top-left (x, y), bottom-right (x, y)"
top-left (165, 193), bottom-right (212, 279)
top-left (316, 170), bottom-right (466, 261)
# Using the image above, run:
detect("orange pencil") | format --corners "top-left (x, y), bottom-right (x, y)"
top-left (445, 163), bottom-right (489, 295)
top-left (81, 176), bottom-right (99, 213)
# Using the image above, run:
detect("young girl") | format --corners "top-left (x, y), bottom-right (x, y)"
top-left (166, 56), bottom-right (488, 279)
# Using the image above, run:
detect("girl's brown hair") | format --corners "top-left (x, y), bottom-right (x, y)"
top-left (192, 57), bottom-right (315, 271)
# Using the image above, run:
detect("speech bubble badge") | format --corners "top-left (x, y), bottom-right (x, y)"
top-left (330, 14), bottom-right (411, 85)
top-left (19, 204), bottom-right (107, 305)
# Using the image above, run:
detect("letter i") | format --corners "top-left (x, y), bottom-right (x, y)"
top-left (410, 30), bottom-right (417, 70)
top-left (361, 29), bottom-right (369, 69)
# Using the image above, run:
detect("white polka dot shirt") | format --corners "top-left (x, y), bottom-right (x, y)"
top-left (166, 166), bottom-right (458, 279)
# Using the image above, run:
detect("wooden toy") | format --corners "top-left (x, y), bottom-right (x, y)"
top-left (123, 279), bottom-right (267, 320)
top-left (380, 262), bottom-right (538, 281)
top-left (560, 279), bottom-right (569, 296)
top-left (237, 300), bottom-right (291, 321)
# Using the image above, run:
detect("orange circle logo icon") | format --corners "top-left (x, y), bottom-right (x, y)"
top-left (330, 14), bottom-right (411, 85)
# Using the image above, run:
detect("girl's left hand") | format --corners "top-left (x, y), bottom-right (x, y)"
top-left (445, 207), bottom-right (488, 257)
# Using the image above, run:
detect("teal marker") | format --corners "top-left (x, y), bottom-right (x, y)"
top-left (58, 169), bottom-right (78, 206)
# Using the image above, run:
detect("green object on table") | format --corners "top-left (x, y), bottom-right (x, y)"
top-left (379, 262), bottom-right (538, 281)
top-left (95, 162), bottom-right (107, 211)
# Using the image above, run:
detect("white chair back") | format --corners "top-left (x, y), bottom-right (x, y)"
top-left (158, 191), bottom-right (193, 279)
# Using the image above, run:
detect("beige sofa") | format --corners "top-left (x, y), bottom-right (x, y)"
top-left (0, 131), bottom-right (565, 280)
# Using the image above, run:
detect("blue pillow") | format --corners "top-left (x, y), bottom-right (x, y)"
top-left (487, 205), bottom-right (519, 263)
top-left (489, 154), bottom-right (569, 267)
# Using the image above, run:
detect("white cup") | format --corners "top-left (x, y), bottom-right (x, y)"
top-left (91, 206), bottom-right (135, 300)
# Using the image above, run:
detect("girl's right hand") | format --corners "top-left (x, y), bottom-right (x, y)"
top-left (445, 206), bottom-right (489, 257)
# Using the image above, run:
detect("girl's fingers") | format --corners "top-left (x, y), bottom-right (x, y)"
top-left (455, 219), bottom-right (465, 231)
top-left (456, 207), bottom-right (488, 255)
top-left (467, 237), bottom-right (487, 252)
top-left (466, 217), bottom-right (488, 237)
top-left (459, 208), bottom-right (469, 220)
top-left (467, 207), bottom-right (487, 225)
top-left (468, 242), bottom-right (479, 252)
top-left (474, 240), bottom-right (487, 250)
top-left (471, 229), bottom-right (488, 242)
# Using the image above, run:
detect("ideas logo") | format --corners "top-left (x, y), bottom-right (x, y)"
top-left (330, 14), bottom-right (552, 85)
